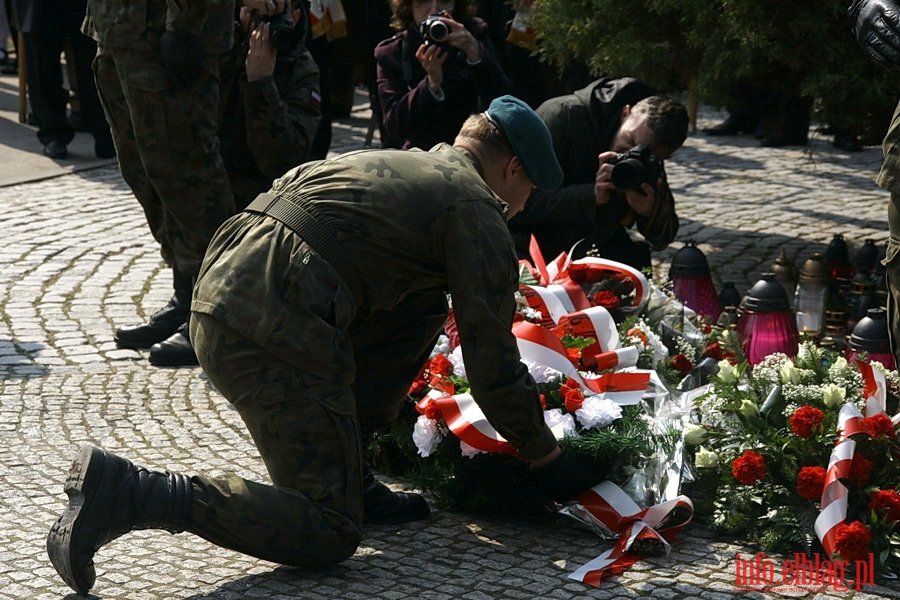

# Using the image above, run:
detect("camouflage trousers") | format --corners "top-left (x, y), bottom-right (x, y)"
top-left (188, 312), bottom-right (364, 566)
top-left (94, 47), bottom-right (234, 278)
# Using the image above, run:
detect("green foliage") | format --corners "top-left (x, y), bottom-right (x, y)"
top-left (529, 0), bottom-right (900, 137)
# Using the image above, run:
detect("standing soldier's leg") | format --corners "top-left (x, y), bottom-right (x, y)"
top-left (117, 51), bottom-right (234, 280)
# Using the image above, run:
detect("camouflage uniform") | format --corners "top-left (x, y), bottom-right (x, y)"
top-left (83, 0), bottom-right (235, 278)
top-left (877, 100), bottom-right (900, 361)
top-left (188, 144), bottom-right (558, 564)
top-left (218, 19), bottom-right (321, 210)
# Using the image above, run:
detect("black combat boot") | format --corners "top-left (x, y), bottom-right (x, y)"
top-left (46, 446), bottom-right (193, 596)
top-left (148, 320), bottom-right (198, 367)
top-left (362, 465), bottom-right (430, 525)
top-left (115, 269), bottom-right (192, 349)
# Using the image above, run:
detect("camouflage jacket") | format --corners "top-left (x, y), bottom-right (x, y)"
top-left (877, 99), bottom-right (900, 194)
top-left (193, 144), bottom-right (558, 460)
top-left (83, 0), bottom-right (234, 53)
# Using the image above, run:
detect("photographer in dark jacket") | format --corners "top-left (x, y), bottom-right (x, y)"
top-left (374, 0), bottom-right (513, 150)
top-left (219, 0), bottom-right (322, 210)
top-left (507, 77), bottom-right (689, 270)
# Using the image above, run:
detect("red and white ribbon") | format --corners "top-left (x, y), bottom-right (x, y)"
top-left (416, 392), bottom-right (517, 456)
top-left (565, 481), bottom-right (693, 586)
top-left (815, 360), bottom-right (895, 558)
top-left (513, 321), bottom-right (650, 403)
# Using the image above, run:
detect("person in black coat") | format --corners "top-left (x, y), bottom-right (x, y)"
top-left (374, 0), bottom-right (512, 150)
top-left (13, 0), bottom-right (112, 159)
top-left (508, 77), bottom-right (689, 271)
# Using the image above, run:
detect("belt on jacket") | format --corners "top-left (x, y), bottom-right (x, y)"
top-left (245, 191), bottom-right (365, 303)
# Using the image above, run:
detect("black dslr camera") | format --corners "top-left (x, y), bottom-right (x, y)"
top-left (256, 4), bottom-right (305, 54)
top-left (419, 11), bottom-right (451, 45)
top-left (607, 144), bottom-right (662, 192)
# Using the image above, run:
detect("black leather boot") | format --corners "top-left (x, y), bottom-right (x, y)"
top-left (362, 466), bottom-right (430, 525)
top-left (46, 446), bottom-right (193, 596)
top-left (148, 321), bottom-right (198, 367)
top-left (115, 270), bottom-right (192, 349)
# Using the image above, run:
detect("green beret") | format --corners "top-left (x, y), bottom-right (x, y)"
top-left (485, 95), bottom-right (563, 190)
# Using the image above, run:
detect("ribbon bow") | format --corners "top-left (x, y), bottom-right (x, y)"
top-left (563, 481), bottom-right (694, 586)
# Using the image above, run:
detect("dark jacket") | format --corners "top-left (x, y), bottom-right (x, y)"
top-left (12, 0), bottom-right (85, 34)
top-left (507, 77), bottom-right (679, 268)
top-left (218, 22), bottom-right (321, 210)
top-left (374, 17), bottom-right (513, 150)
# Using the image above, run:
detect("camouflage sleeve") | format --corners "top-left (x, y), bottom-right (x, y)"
top-left (636, 166), bottom-right (679, 251)
top-left (241, 52), bottom-right (322, 180)
top-left (877, 99), bottom-right (900, 193)
top-left (440, 199), bottom-right (558, 461)
top-left (166, 0), bottom-right (225, 34)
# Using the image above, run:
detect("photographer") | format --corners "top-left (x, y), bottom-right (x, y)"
top-left (374, 0), bottom-right (513, 150)
top-left (219, 0), bottom-right (321, 211)
top-left (507, 77), bottom-right (689, 271)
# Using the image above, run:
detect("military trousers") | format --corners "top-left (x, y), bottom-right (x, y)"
top-left (93, 47), bottom-right (234, 278)
top-left (188, 312), bottom-right (364, 566)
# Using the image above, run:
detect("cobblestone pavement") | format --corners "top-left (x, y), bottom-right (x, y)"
top-left (1, 97), bottom-right (900, 600)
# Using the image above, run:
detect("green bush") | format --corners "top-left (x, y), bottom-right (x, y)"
top-left (530, 0), bottom-right (900, 140)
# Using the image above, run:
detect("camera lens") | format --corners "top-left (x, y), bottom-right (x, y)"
top-left (610, 160), bottom-right (643, 191)
top-left (428, 20), bottom-right (449, 42)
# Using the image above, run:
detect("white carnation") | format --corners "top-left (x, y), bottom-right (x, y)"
top-left (459, 440), bottom-right (485, 458)
top-left (575, 395), bottom-right (623, 429)
top-left (543, 408), bottom-right (577, 439)
top-left (447, 345), bottom-right (466, 379)
top-left (412, 415), bottom-right (443, 457)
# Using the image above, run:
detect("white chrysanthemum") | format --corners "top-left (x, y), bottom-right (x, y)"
top-left (459, 440), bottom-right (485, 458)
top-left (447, 345), bottom-right (466, 379)
top-left (575, 395), bottom-right (622, 429)
top-left (430, 334), bottom-right (451, 358)
top-left (543, 408), bottom-right (577, 439)
top-left (412, 415), bottom-right (443, 457)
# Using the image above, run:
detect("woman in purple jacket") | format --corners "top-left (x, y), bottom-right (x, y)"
top-left (374, 0), bottom-right (512, 150)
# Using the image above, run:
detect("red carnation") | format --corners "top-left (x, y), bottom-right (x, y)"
top-left (591, 290), bottom-right (620, 310)
top-left (732, 450), bottom-right (766, 485)
top-left (671, 354), bottom-right (693, 377)
top-left (423, 401), bottom-right (442, 421)
top-left (429, 353), bottom-right (453, 376)
top-left (850, 454), bottom-right (874, 487)
top-left (796, 466), bottom-right (827, 500)
top-left (789, 405), bottom-right (825, 439)
top-left (538, 393), bottom-right (547, 411)
top-left (869, 489), bottom-right (900, 523)
top-left (703, 341), bottom-right (724, 361)
top-left (863, 413), bottom-right (896, 439)
top-left (833, 521), bottom-right (872, 563)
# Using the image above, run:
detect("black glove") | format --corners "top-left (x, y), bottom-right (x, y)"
top-left (529, 447), bottom-right (612, 501)
top-left (159, 30), bottom-right (205, 89)
top-left (849, 0), bottom-right (900, 67)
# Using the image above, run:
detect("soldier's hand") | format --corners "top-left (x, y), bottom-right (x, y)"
top-left (529, 446), bottom-right (611, 501)
top-left (160, 30), bottom-right (205, 90)
top-left (850, 0), bottom-right (900, 67)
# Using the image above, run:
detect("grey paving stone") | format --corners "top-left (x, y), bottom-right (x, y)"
top-left (0, 98), bottom-right (898, 600)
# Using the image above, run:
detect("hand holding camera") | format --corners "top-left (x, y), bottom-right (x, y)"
top-left (417, 12), bottom-right (482, 63)
top-left (595, 145), bottom-right (661, 216)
